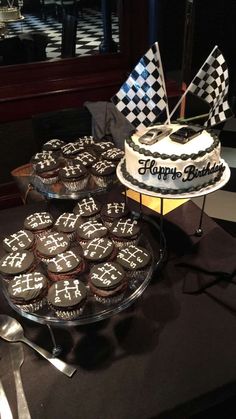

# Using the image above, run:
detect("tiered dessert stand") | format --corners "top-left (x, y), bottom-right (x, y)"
top-left (1, 168), bottom-right (165, 356)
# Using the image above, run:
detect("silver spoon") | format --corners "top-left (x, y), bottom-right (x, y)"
top-left (0, 315), bottom-right (76, 378)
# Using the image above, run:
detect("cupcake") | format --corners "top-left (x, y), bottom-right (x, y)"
top-left (90, 160), bottom-right (116, 187)
top-left (73, 197), bottom-right (101, 221)
top-left (82, 237), bottom-right (117, 265)
top-left (47, 249), bottom-right (87, 282)
top-left (54, 212), bottom-right (80, 241)
top-left (31, 151), bottom-right (55, 170)
top-left (59, 163), bottom-right (89, 192)
top-left (89, 261), bottom-right (127, 304)
top-left (35, 232), bottom-right (70, 264)
top-left (109, 218), bottom-right (141, 248)
top-left (76, 220), bottom-right (108, 244)
top-left (24, 212), bottom-right (54, 238)
top-left (61, 142), bottom-right (85, 163)
top-left (0, 250), bottom-right (36, 281)
top-left (116, 245), bottom-right (151, 286)
top-left (3, 229), bottom-right (35, 253)
top-left (47, 279), bottom-right (87, 320)
top-left (7, 271), bottom-right (48, 312)
top-left (94, 141), bottom-right (114, 155)
top-left (34, 157), bottom-right (60, 185)
top-left (101, 201), bottom-right (130, 227)
top-left (42, 139), bottom-right (66, 153)
top-left (100, 147), bottom-right (124, 164)
top-left (75, 136), bottom-right (95, 148)
top-left (74, 151), bottom-right (97, 168)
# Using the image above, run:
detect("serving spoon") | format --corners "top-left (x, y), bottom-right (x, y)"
top-left (0, 315), bottom-right (76, 378)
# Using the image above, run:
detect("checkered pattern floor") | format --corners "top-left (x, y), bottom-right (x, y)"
top-left (6, 7), bottom-right (119, 60)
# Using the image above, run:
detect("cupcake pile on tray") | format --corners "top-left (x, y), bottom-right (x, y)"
top-left (31, 137), bottom-right (125, 191)
top-left (0, 197), bottom-right (152, 320)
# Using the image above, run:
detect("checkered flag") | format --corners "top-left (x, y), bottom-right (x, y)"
top-left (111, 42), bottom-right (170, 129)
top-left (189, 46), bottom-right (233, 126)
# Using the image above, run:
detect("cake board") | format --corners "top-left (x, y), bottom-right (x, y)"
top-left (117, 158), bottom-right (231, 246)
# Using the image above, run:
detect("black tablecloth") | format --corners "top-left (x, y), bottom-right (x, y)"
top-left (1, 195), bottom-right (236, 419)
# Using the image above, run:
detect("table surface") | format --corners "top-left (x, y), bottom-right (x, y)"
top-left (0, 192), bottom-right (236, 419)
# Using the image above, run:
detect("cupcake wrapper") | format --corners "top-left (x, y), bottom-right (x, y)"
top-left (111, 238), bottom-right (139, 249)
top-left (15, 298), bottom-right (46, 313)
top-left (34, 228), bottom-right (53, 239)
top-left (37, 256), bottom-right (53, 265)
top-left (93, 292), bottom-right (125, 305)
top-left (126, 267), bottom-right (149, 289)
top-left (92, 174), bottom-right (115, 188)
top-left (36, 175), bottom-right (59, 185)
top-left (102, 220), bottom-right (113, 228)
top-left (63, 176), bottom-right (89, 191)
top-left (55, 230), bottom-right (76, 242)
top-left (54, 306), bottom-right (85, 320)
top-left (66, 231), bottom-right (77, 242)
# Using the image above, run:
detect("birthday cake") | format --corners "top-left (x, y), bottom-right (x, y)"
top-left (121, 123), bottom-right (226, 195)
top-left (0, 7), bottom-right (21, 21)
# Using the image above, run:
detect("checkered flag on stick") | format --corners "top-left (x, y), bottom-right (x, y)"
top-left (189, 46), bottom-right (233, 126)
top-left (169, 46), bottom-right (233, 126)
top-left (111, 42), bottom-right (170, 129)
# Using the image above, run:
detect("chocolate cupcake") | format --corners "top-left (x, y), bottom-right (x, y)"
top-left (3, 229), bottom-right (35, 253)
top-left (54, 212), bottom-right (80, 241)
top-left (94, 141), bottom-right (114, 155)
top-left (47, 279), bottom-right (87, 319)
top-left (0, 250), bottom-right (36, 281)
top-left (100, 147), bottom-right (124, 164)
top-left (82, 237), bottom-right (117, 265)
top-left (61, 142), bottom-right (85, 163)
top-left (74, 151), bottom-right (97, 168)
top-left (47, 249), bottom-right (86, 282)
top-left (42, 139), bottom-right (66, 153)
top-left (59, 163), bottom-right (89, 192)
top-left (89, 262), bottom-right (127, 304)
top-left (109, 218), bottom-right (141, 248)
top-left (73, 197), bottom-right (101, 221)
top-left (76, 220), bottom-right (108, 244)
top-left (101, 202), bottom-right (130, 227)
top-left (90, 159), bottom-right (116, 187)
top-left (24, 212), bottom-right (54, 238)
top-left (35, 232), bottom-right (70, 264)
top-left (31, 151), bottom-right (55, 170)
top-left (7, 271), bottom-right (48, 312)
top-left (116, 245), bottom-right (151, 286)
top-left (34, 157), bottom-right (60, 185)
top-left (75, 136), bottom-right (95, 148)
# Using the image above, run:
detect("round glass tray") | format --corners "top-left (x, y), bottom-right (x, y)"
top-left (1, 217), bottom-right (162, 327)
top-left (31, 174), bottom-right (118, 200)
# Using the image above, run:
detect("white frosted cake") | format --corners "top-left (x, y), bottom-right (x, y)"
top-left (0, 7), bottom-right (21, 21)
top-left (121, 123), bottom-right (226, 195)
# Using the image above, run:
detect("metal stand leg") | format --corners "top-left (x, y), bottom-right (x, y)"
top-left (159, 198), bottom-right (164, 259)
top-left (139, 193), bottom-right (143, 216)
top-left (46, 324), bottom-right (62, 357)
top-left (195, 195), bottom-right (206, 236)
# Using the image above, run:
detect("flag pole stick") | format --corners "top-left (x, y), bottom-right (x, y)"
top-left (155, 42), bottom-right (171, 124)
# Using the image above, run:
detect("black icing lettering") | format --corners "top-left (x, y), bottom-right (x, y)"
top-left (138, 159), bottom-right (182, 180)
top-left (183, 162), bottom-right (224, 182)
